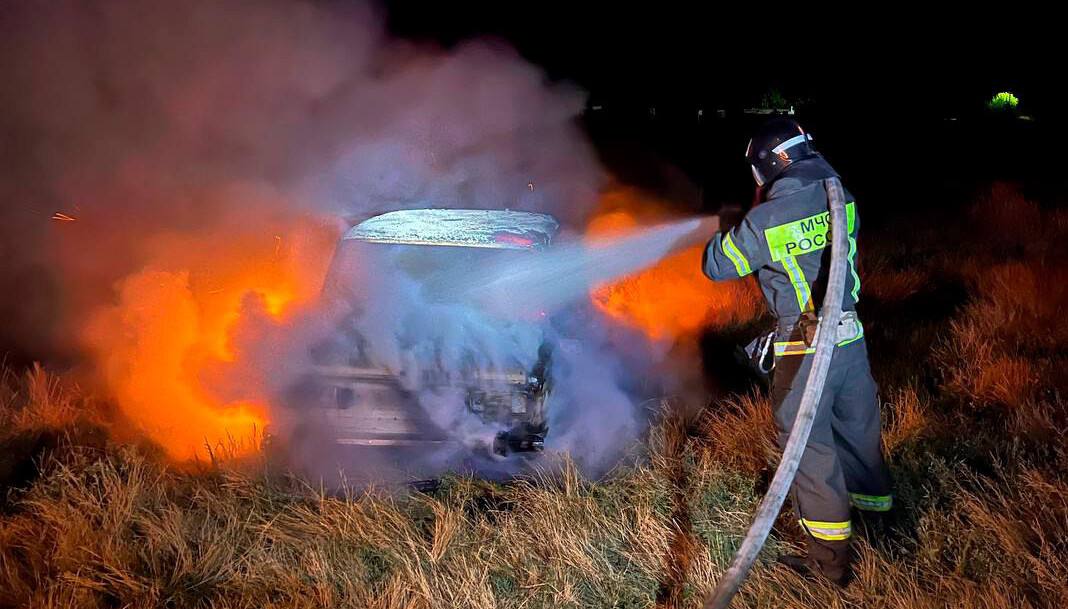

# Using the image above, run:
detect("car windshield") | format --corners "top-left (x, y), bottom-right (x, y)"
top-left (344, 209), bottom-right (558, 250)
top-left (326, 209), bottom-right (559, 314)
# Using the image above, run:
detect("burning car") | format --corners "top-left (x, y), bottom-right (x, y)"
top-left (304, 209), bottom-right (562, 464)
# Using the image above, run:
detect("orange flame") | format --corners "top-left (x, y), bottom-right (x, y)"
top-left (83, 217), bottom-right (337, 461)
top-left (587, 190), bottom-right (763, 340)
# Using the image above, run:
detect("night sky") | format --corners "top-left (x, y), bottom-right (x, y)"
top-left (383, 3), bottom-right (1054, 119)
top-left (381, 3), bottom-right (1064, 216)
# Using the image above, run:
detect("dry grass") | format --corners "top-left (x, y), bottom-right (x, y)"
top-left (1, 182), bottom-right (1067, 608)
top-left (0, 416), bottom-right (765, 609)
top-left (932, 185), bottom-right (1068, 416)
top-left (880, 385), bottom-right (930, 454)
top-left (695, 393), bottom-right (777, 479)
top-left (1, 365), bottom-right (85, 433)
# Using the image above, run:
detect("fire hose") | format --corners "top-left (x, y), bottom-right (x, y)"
top-left (703, 177), bottom-right (850, 609)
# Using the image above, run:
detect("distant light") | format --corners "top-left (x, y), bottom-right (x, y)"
top-left (591, 104), bottom-right (603, 111)
top-left (988, 91), bottom-right (1019, 111)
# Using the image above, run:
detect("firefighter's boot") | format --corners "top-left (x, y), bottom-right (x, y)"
top-left (808, 537), bottom-right (854, 587)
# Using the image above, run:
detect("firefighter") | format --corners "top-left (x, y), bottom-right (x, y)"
top-left (702, 117), bottom-right (893, 586)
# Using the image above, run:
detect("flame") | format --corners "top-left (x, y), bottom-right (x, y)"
top-left (587, 190), bottom-right (763, 340)
top-left (83, 217), bottom-right (337, 461)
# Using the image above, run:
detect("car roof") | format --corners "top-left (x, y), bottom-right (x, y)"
top-left (343, 209), bottom-right (560, 250)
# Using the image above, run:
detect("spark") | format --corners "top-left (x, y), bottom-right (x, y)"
top-left (51, 212), bottom-right (77, 222)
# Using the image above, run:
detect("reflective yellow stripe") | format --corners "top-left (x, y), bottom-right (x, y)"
top-left (773, 320), bottom-right (865, 357)
top-left (846, 202), bottom-right (861, 302)
top-left (780, 255), bottom-right (813, 312)
top-left (850, 493), bottom-right (892, 512)
top-left (721, 233), bottom-right (752, 276)
top-left (774, 340), bottom-right (814, 356)
top-left (800, 518), bottom-right (852, 541)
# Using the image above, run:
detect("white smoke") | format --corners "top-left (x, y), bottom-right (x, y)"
top-left (311, 218), bottom-right (705, 480)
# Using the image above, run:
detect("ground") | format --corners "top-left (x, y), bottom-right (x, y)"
top-left (1, 183), bottom-right (1066, 609)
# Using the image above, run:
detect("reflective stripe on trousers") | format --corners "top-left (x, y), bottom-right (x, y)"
top-left (850, 492), bottom-right (893, 512)
top-left (800, 518), bottom-right (852, 541)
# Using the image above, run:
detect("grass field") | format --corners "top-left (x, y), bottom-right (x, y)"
top-left (2, 183), bottom-right (1066, 608)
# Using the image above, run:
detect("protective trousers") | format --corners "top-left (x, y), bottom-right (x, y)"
top-left (770, 337), bottom-right (892, 578)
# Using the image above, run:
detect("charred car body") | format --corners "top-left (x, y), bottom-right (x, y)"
top-left (307, 209), bottom-right (561, 463)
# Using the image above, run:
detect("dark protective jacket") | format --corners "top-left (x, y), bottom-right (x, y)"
top-left (703, 157), bottom-right (860, 325)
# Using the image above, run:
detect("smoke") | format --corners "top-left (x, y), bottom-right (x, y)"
top-left (0, 0), bottom-right (708, 481)
top-left (0, 0), bottom-right (598, 336)
top-left (311, 217), bottom-right (709, 480)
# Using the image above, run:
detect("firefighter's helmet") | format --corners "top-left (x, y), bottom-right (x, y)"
top-left (745, 117), bottom-right (818, 187)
